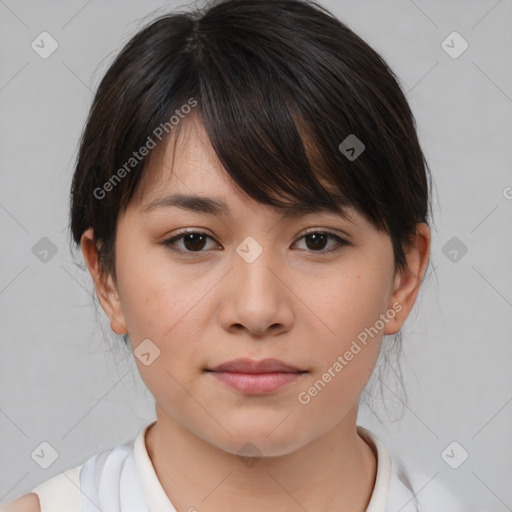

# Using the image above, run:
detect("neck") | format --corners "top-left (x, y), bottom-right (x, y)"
top-left (145, 405), bottom-right (377, 512)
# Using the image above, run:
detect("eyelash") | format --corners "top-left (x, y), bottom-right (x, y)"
top-left (160, 229), bottom-right (350, 257)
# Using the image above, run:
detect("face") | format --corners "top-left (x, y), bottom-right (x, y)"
top-left (82, 116), bottom-right (429, 457)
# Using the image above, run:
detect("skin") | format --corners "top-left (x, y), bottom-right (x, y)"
top-left (9, 115), bottom-right (430, 512)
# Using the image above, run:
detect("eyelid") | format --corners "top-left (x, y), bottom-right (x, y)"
top-left (293, 229), bottom-right (351, 254)
top-left (160, 229), bottom-right (220, 254)
top-left (160, 227), bottom-right (351, 256)
top-left (299, 226), bottom-right (346, 237)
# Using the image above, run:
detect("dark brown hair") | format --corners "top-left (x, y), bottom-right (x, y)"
top-left (70, 0), bottom-right (432, 282)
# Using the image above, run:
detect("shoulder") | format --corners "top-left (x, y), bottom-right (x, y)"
top-left (4, 423), bottom-right (153, 512)
top-left (1, 493), bottom-right (40, 512)
top-left (389, 458), bottom-right (467, 511)
top-left (18, 464), bottom-right (82, 512)
top-left (356, 426), bottom-right (466, 512)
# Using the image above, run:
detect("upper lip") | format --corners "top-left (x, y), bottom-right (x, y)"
top-left (208, 358), bottom-right (304, 373)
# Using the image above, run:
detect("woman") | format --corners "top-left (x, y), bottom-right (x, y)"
top-left (5, 0), bottom-right (465, 510)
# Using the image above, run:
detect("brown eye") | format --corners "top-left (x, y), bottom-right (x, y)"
top-left (161, 229), bottom-right (349, 257)
top-left (294, 231), bottom-right (350, 254)
top-left (304, 233), bottom-right (328, 251)
top-left (181, 233), bottom-right (208, 251)
top-left (161, 231), bottom-right (219, 253)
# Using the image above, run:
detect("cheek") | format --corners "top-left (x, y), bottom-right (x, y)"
top-left (295, 258), bottom-right (393, 346)
top-left (292, 260), bottom-right (391, 404)
top-left (115, 244), bottom-right (214, 382)
top-left (117, 259), bottom-right (207, 419)
top-left (116, 240), bottom-right (202, 337)
top-left (295, 301), bottom-right (384, 427)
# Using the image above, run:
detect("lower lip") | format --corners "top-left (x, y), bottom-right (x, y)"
top-left (209, 371), bottom-right (303, 394)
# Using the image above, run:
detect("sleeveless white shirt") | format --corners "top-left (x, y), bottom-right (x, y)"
top-left (26, 421), bottom-right (465, 511)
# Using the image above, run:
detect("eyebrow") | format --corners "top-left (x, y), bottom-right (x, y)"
top-left (142, 193), bottom-right (353, 220)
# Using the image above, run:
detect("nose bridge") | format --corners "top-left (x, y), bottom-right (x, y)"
top-left (233, 233), bottom-right (279, 298)
top-left (217, 231), bottom-right (292, 335)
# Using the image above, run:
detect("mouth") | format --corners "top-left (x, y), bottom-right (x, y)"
top-left (205, 358), bottom-right (307, 395)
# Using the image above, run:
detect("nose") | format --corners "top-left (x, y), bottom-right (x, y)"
top-left (217, 240), bottom-right (294, 337)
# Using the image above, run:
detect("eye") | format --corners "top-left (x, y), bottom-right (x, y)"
top-left (161, 230), bottom-right (219, 254)
top-left (293, 230), bottom-right (350, 254)
top-left (160, 229), bottom-right (350, 256)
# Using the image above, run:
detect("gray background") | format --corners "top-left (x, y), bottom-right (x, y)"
top-left (1, 0), bottom-right (511, 509)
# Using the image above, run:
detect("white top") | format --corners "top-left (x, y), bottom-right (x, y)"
top-left (27, 421), bottom-right (465, 512)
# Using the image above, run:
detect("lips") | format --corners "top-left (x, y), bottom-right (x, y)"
top-left (207, 358), bottom-right (304, 374)
top-left (206, 358), bottom-right (306, 394)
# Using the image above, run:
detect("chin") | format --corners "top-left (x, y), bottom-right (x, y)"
top-left (205, 423), bottom-right (308, 459)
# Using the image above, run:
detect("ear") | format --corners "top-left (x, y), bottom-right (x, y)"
top-left (80, 227), bottom-right (128, 335)
top-left (384, 223), bottom-right (431, 335)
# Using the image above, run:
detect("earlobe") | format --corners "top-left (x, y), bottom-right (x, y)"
top-left (384, 223), bottom-right (431, 335)
top-left (80, 228), bottom-right (128, 335)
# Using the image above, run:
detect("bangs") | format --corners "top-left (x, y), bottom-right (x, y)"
top-left (186, 1), bottom-right (396, 234)
top-left (139, 19), bottom-right (383, 229)
top-left (142, 98), bottom-right (357, 225)
top-left (71, 0), bottom-right (430, 277)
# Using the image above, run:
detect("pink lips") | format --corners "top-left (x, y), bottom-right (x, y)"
top-left (207, 358), bottom-right (305, 395)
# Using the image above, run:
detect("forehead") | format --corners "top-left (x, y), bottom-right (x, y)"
top-left (131, 114), bottom-right (362, 226)
top-left (134, 114), bottom-right (237, 202)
